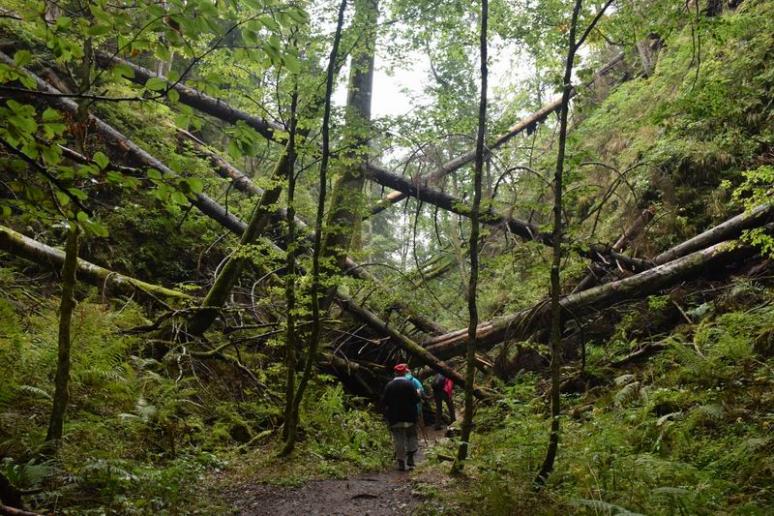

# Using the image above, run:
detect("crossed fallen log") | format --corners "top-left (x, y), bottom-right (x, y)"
top-left (421, 214), bottom-right (773, 359)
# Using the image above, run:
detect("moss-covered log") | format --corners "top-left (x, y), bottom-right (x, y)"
top-left (0, 225), bottom-right (191, 303)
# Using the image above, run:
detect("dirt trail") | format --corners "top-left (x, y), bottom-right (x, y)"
top-left (229, 427), bottom-right (448, 515)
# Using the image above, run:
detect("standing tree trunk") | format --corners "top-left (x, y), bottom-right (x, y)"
top-left (534, 0), bottom-right (614, 487)
top-left (321, 0), bottom-right (378, 272)
top-left (281, 0), bottom-right (348, 456)
top-left (45, 223), bottom-right (79, 448)
top-left (533, 0), bottom-right (582, 489)
top-left (452, 0), bottom-right (488, 474)
top-left (282, 87), bottom-right (300, 442)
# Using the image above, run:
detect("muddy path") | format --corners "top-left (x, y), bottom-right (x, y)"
top-left (226, 427), bottom-right (449, 515)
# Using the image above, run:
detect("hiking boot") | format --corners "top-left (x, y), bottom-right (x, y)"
top-left (397, 459), bottom-right (406, 472)
top-left (406, 452), bottom-right (415, 469)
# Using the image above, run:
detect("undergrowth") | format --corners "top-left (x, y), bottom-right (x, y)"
top-left (417, 280), bottom-right (773, 515)
top-left (0, 267), bottom-right (390, 513)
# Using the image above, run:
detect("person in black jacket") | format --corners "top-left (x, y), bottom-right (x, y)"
top-left (381, 365), bottom-right (420, 471)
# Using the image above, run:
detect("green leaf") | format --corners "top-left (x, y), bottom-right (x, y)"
top-left (167, 88), bottom-right (180, 103)
top-left (171, 190), bottom-right (188, 205)
top-left (87, 24), bottom-right (112, 37)
top-left (41, 108), bottom-right (61, 122)
top-left (113, 63), bottom-right (135, 79)
top-left (147, 168), bottom-right (163, 180)
top-left (92, 152), bottom-right (109, 170)
top-left (145, 77), bottom-right (167, 92)
top-left (283, 53), bottom-right (301, 74)
top-left (55, 190), bottom-right (71, 207)
top-left (68, 188), bottom-right (87, 201)
top-left (55, 16), bottom-right (72, 30)
top-left (186, 178), bottom-right (203, 194)
top-left (13, 50), bottom-right (31, 67)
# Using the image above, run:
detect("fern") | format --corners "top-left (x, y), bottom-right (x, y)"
top-left (614, 381), bottom-right (642, 407)
top-left (16, 384), bottom-right (52, 400)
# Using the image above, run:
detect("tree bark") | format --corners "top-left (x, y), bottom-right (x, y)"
top-left (0, 224), bottom-right (190, 302)
top-left (282, 88), bottom-right (299, 442)
top-left (453, 0), bottom-right (487, 474)
top-left (94, 53), bottom-right (283, 142)
top-left (45, 223), bottom-right (79, 448)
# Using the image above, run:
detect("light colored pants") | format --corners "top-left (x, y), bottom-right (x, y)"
top-left (390, 422), bottom-right (418, 462)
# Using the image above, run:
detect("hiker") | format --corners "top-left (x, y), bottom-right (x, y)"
top-left (381, 364), bottom-right (420, 471)
top-left (395, 363), bottom-right (425, 415)
top-left (431, 373), bottom-right (455, 430)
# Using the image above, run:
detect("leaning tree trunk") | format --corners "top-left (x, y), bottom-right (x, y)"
top-left (281, 0), bottom-right (348, 456)
top-left (186, 148), bottom-right (292, 336)
top-left (452, 0), bottom-right (488, 475)
top-left (45, 223), bottom-right (79, 449)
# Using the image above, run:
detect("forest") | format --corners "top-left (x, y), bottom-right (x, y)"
top-left (0, 0), bottom-right (771, 514)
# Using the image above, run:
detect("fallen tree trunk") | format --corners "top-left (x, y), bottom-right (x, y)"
top-left (94, 52), bottom-right (283, 142)
top-left (0, 225), bottom-right (191, 303)
top-left (367, 52), bottom-right (625, 217)
top-left (572, 206), bottom-right (655, 292)
top-left (364, 163), bottom-right (552, 243)
top-left (423, 237), bottom-right (759, 359)
top-left (652, 202), bottom-right (773, 264)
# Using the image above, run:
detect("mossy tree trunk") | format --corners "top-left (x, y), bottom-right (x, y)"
top-left (45, 223), bottom-right (79, 449)
top-left (535, 0), bottom-right (615, 487)
top-left (282, 87), bottom-right (300, 442)
top-left (186, 149), bottom-right (292, 336)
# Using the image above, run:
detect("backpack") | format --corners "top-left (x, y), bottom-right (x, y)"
top-left (432, 373), bottom-right (446, 391)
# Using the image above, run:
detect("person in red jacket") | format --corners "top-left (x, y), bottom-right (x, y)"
top-left (381, 365), bottom-right (420, 471)
top-left (431, 373), bottom-right (455, 430)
